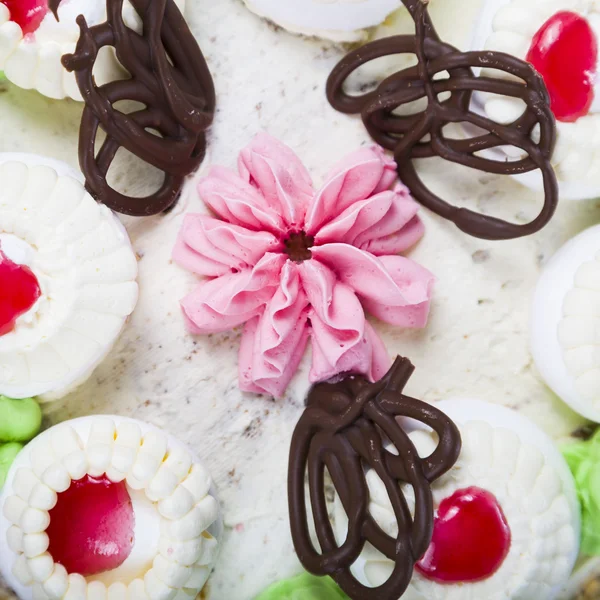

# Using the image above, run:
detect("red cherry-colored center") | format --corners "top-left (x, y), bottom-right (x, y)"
top-left (526, 11), bottom-right (598, 123)
top-left (47, 475), bottom-right (135, 577)
top-left (416, 486), bottom-right (511, 583)
top-left (0, 248), bottom-right (41, 337)
top-left (0, 0), bottom-right (48, 35)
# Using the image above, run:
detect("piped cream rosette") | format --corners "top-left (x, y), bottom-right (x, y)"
top-left (531, 224), bottom-right (600, 422)
top-left (0, 415), bottom-right (223, 600)
top-left (0, 153), bottom-right (138, 402)
top-left (0, 0), bottom-right (185, 101)
top-left (241, 0), bottom-right (402, 42)
top-left (333, 400), bottom-right (580, 600)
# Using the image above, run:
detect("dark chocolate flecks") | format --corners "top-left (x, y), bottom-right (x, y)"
top-left (288, 356), bottom-right (462, 600)
top-left (62, 0), bottom-right (215, 216)
top-left (327, 0), bottom-right (558, 240)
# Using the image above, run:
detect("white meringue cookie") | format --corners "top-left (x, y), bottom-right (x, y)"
top-left (333, 400), bottom-right (580, 600)
top-left (0, 0), bottom-right (185, 101)
top-left (242, 0), bottom-right (401, 42)
top-left (470, 0), bottom-right (600, 199)
top-left (0, 416), bottom-right (222, 600)
top-left (0, 153), bottom-right (138, 402)
top-left (531, 224), bottom-right (600, 421)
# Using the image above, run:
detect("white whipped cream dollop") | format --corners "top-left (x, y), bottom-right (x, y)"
top-left (0, 154), bottom-right (138, 402)
top-left (532, 224), bottom-right (600, 422)
top-left (333, 400), bottom-right (580, 600)
top-left (472, 0), bottom-right (600, 199)
top-left (0, 0), bottom-right (185, 101)
top-left (0, 415), bottom-right (223, 600)
top-left (242, 0), bottom-right (402, 42)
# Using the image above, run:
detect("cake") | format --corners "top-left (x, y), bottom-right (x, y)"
top-left (1, 0), bottom-right (599, 599)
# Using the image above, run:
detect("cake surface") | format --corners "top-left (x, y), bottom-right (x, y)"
top-left (0, 0), bottom-right (598, 598)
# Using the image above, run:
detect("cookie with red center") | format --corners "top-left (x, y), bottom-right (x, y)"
top-left (0, 0), bottom-right (184, 100)
top-left (0, 154), bottom-right (138, 401)
top-left (471, 0), bottom-right (600, 199)
top-left (0, 415), bottom-right (223, 600)
top-left (332, 399), bottom-right (580, 600)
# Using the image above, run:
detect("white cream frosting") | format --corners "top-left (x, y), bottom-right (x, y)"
top-left (0, 0), bottom-right (185, 101)
top-left (333, 400), bottom-right (580, 600)
top-left (0, 154), bottom-right (138, 402)
top-left (531, 224), bottom-right (600, 422)
top-left (472, 0), bottom-right (600, 199)
top-left (241, 0), bottom-right (402, 42)
top-left (0, 416), bottom-right (223, 600)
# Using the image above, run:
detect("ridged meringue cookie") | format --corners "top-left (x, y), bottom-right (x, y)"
top-left (0, 415), bottom-right (223, 600)
top-left (241, 0), bottom-right (402, 42)
top-left (531, 224), bottom-right (600, 422)
top-left (333, 400), bottom-right (580, 600)
top-left (0, 153), bottom-right (138, 402)
top-left (0, 0), bottom-right (185, 101)
top-left (470, 0), bottom-right (600, 200)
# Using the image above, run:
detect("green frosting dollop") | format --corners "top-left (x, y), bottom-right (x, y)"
top-left (255, 574), bottom-right (348, 600)
top-left (563, 430), bottom-right (600, 555)
top-left (0, 443), bottom-right (23, 488)
top-left (0, 396), bottom-right (42, 443)
top-left (0, 396), bottom-right (42, 489)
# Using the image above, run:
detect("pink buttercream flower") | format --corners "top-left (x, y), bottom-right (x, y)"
top-left (173, 133), bottom-right (434, 397)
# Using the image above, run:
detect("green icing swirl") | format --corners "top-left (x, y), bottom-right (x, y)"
top-left (255, 574), bottom-right (348, 600)
top-left (563, 430), bottom-right (600, 555)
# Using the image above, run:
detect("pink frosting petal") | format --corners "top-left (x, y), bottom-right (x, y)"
top-left (198, 166), bottom-right (285, 235)
top-left (180, 253), bottom-right (287, 334)
top-left (314, 184), bottom-right (424, 255)
top-left (238, 263), bottom-right (310, 396)
top-left (238, 133), bottom-right (314, 228)
top-left (312, 244), bottom-right (434, 328)
top-left (297, 259), bottom-right (389, 382)
top-left (173, 214), bottom-right (282, 277)
top-left (305, 146), bottom-right (397, 235)
top-left (361, 215), bottom-right (425, 256)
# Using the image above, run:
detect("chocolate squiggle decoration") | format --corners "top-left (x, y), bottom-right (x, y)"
top-left (327, 0), bottom-right (558, 240)
top-left (48, 0), bottom-right (62, 20)
top-left (288, 357), bottom-right (462, 600)
top-left (62, 0), bottom-right (215, 216)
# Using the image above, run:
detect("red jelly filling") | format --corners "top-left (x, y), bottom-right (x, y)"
top-left (0, 0), bottom-right (48, 35)
top-left (416, 486), bottom-right (511, 583)
top-left (527, 11), bottom-right (598, 123)
top-left (0, 248), bottom-right (41, 337)
top-left (47, 475), bottom-right (135, 577)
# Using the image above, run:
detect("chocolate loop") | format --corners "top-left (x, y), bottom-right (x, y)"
top-left (326, 0), bottom-right (559, 240)
top-left (288, 357), bottom-right (462, 600)
top-left (63, 0), bottom-right (215, 216)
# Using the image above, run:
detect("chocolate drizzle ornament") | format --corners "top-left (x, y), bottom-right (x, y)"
top-left (327, 0), bottom-right (559, 240)
top-left (288, 356), bottom-right (462, 600)
top-left (62, 0), bottom-right (215, 216)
